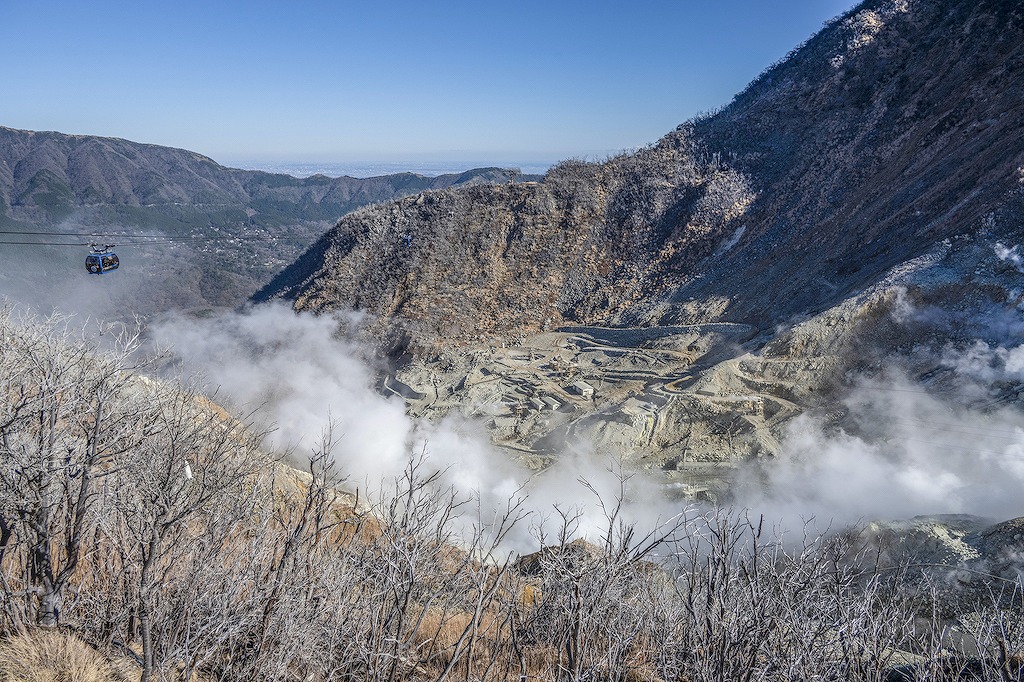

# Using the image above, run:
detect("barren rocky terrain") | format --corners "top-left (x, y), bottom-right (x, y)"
top-left (256, 0), bottom-right (1024, 499)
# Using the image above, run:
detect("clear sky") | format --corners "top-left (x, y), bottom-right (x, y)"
top-left (1, 0), bottom-right (858, 166)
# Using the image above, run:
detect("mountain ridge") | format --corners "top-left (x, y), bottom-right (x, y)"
top-left (0, 125), bottom-right (536, 224)
top-left (254, 0), bottom-right (1024, 476)
top-left (0, 125), bottom-right (536, 316)
top-left (676, 0), bottom-right (1024, 327)
top-left (260, 0), bottom-right (1024, 343)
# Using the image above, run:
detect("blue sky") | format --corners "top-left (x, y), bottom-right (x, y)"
top-left (1, 1), bottom-right (858, 166)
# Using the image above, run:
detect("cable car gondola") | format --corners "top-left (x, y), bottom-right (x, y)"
top-left (85, 243), bottom-right (119, 274)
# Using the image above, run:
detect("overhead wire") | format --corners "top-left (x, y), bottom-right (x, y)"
top-left (0, 229), bottom-right (170, 238)
top-left (0, 230), bottom-right (266, 247)
top-left (882, 435), bottom-right (1023, 461)
top-left (0, 240), bottom-right (99, 246)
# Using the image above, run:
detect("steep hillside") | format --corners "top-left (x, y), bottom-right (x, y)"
top-left (255, 133), bottom-right (754, 351)
top-left (673, 0), bottom-right (1024, 328)
top-left (0, 126), bottom-right (534, 316)
top-left (256, 0), bottom-right (1024, 484)
top-left (263, 0), bottom-right (1024, 340)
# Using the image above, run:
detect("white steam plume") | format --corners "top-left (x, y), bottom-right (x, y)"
top-left (148, 303), bottom-right (681, 552)
top-left (995, 241), bottom-right (1024, 273)
top-left (740, 348), bottom-right (1024, 526)
top-left (148, 295), bottom-right (1024, 548)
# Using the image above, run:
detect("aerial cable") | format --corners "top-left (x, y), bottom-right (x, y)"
top-left (892, 436), bottom-right (1024, 459)
top-left (0, 240), bottom-right (96, 246)
top-left (0, 229), bottom-right (170, 238)
top-left (0, 229), bottom-right (270, 243)
top-left (886, 416), bottom-right (1024, 440)
top-left (0, 234), bottom-right (269, 247)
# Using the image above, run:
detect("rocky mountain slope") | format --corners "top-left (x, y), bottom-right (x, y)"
top-left (0, 126), bottom-right (534, 316)
top-left (263, 0), bottom-right (1024, 340)
top-left (675, 0), bottom-right (1024, 329)
top-left (255, 0), bottom-right (1024, 492)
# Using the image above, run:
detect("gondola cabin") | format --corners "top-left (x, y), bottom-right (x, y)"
top-left (85, 247), bottom-right (119, 274)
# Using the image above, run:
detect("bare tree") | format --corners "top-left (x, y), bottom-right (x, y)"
top-left (518, 466), bottom-right (688, 682)
top-left (2, 306), bottom-right (1022, 682)
top-left (105, 377), bottom-right (268, 682)
top-left (0, 308), bottom-right (151, 627)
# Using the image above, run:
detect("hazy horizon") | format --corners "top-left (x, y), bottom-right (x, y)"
top-left (2, 0), bottom-right (858, 162)
top-left (219, 157), bottom-right (561, 178)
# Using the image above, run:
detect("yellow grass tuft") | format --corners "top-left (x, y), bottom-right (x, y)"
top-left (0, 629), bottom-right (137, 682)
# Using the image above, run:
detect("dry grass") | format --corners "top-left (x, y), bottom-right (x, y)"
top-left (0, 629), bottom-right (137, 682)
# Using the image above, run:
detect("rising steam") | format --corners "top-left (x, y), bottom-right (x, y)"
top-left (147, 293), bottom-right (1024, 545)
top-left (743, 286), bottom-right (1024, 526)
top-left (148, 303), bottom-right (679, 550)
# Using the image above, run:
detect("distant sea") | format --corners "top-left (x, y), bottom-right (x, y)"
top-left (221, 159), bottom-right (555, 179)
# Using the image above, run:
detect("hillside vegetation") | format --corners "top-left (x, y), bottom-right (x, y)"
top-left (255, 129), bottom-right (754, 353)
top-left (4, 0), bottom-right (1024, 677)
top-left (0, 308), bottom-right (1022, 681)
